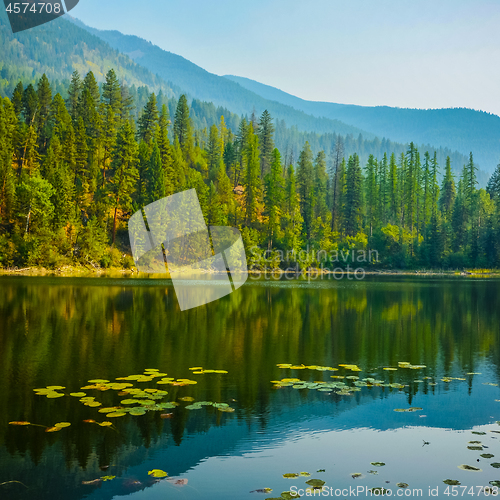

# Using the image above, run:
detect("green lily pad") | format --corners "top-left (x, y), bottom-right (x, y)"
top-left (299, 472), bottom-right (310, 477)
top-left (282, 473), bottom-right (299, 479)
top-left (370, 462), bottom-right (386, 467)
top-left (129, 408), bottom-right (147, 416)
top-left (457, 465), bottom-right (482, 471)
top-left (185, 404), bottom-right (202, 410)
top-left (397, 483), bottom-right (409, 488)
top-left (88, 379), bottom-right (109, 384)
top-left (467, 446), bottom-right (483, 451)
top-left (480, 454), bottom-right (494, 459)
top-left (70, 392), bottom-right (86, 397)
top-left (490, 481), bottom-right (500, 487)
top-left (106, 412), bottom-right (127, 418)
top-left (120, 399), bottom-right (138, 405)
top-left (148, 469), bottom-right (168, 478)
top-left (54, 422), bottom-right (71, 428)
top-left (472, 431), bottom-right (486, 435)
top-left (46, 386), bottom-right (65, 390)
top-left (305, 479), bottom-right (325, 488)
top-left (491, 463), bottom-right (500, 468)
top-left (443, 480), bottom-right (461, 485)
top-left (368, 488), bottom-right (389, 495)
top-left (351, 473), bottom-right (362, 478)
top-left (46, 392), bottom-right (65, 398)
top-left (101, 475), bottom-right (115, 481)
top-left (367, 470), bottom-right (378, 475)
top-left (316, 469), bottom-right (325, 473)
top-left (281, 492), bottom-right (301, 500)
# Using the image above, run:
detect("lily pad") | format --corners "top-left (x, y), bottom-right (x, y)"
top-left (368, 488), bottom-right (389, 495)
top-left (98, 422), bottom-right (113, 427)
top-left (305, 479), bottom-right (325, 488)
top-left (46, 386), bottom-right (65, 390)
top-left (70, 392), bottom-right (86, 397)
top-left (299, 472), bottom-right (310, 477)
top-left (101, 475), bottom-right (115, 481)
top-left (46, 392), bottom-right (65, 398)
top-left (351, 473), bottom-right (362, 479)
top-left (491, 463), bottom-right (500, 468)
top-left (467, 446), bottom-right (483, 451)
top-left (370, 462), bottom-right (386, 467)
top-left (397, 483), bottom-right (409, 488)
top-left (88, 379), bottom-right (109, 384)
top-left (457, 465), bottom-right (482, 471)
top-left (129, 408), bottom-right (147, 416)
top-left (481, 454), bottom-right (494, 458)
top-left (106, 412), bottom-right (127, 418)
top-left (54, 422), bottom-right (71, 428)
top-left (148, 469), bottom-right (168, 478)
top-left (9, 421), bottom-right (31, 426)
top-left (443, 480), bottom-right (461, 485)
top-left (281, 492), bottom-right (301, 499)
top-left (472, 431), bottom-right (486, 435)
top-left (490, 481), bottom-right (500, 487)
top-left (282, 473), bottom-right (299, 479)
top-left (45, 426), bottom-right (62, 432)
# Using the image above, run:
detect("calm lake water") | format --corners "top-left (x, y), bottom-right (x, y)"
top-left (1, 275), bottom-right (500, 499)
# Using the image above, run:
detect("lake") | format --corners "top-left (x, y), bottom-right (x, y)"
top-left (0, 275), bottom-right (500, 499)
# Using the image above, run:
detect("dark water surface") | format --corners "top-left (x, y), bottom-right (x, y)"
top-left (1, 276), bottom-right (500, 499)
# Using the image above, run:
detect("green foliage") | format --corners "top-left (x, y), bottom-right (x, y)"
top-left (1, 71), bottom-right (500, 271)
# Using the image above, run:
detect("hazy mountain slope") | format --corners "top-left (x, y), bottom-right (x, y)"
top-left (224, 75), bottom-right (500, 173)
top-left (68, 18), bottom-right (374, 139)
top-left (0, 9), bottom-right (175, 97)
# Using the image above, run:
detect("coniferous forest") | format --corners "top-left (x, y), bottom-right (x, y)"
top-left (1, 70), bottom-right (500, 271)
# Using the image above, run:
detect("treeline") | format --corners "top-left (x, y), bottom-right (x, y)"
top-left (1, 70), bottom-right (500, 270)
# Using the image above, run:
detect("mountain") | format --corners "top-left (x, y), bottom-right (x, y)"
top-left (67, 17), bottom-right (374, 139)
top-left (0, 8), bottom-right (174, 98)
top-left (0, 11), bottom-right (489, 182)
top-left (224, 75), bottom-right (500, 173)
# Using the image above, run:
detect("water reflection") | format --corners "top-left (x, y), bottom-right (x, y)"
top-left (0, 276), bottom-right (499, 499)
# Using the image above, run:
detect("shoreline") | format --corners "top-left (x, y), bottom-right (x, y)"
top-left (0, 266), bottom-right (499, 278)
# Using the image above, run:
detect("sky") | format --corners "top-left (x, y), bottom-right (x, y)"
top-left (70, 0), bottom-right (500, 116)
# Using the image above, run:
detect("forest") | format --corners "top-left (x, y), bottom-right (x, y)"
top-left (1, 69), bottom-right (500, 271)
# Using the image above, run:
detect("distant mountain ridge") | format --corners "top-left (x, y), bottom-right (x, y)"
top-left (224, 75), bottom-right (500, 173)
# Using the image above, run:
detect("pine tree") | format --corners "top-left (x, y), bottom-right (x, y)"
top-left (440, 156), bottom-right (456, 218)
top-left (102, 69), bottom-right (122, 117)
top-left (314, 151), bottom-right (328, 221)
top-left (297, 141), bottom-right (315, 239)
top-left (137, 93), bottom-right (159, 146)
top-left (111, 121), bottom-right (139, 243)
top-left (244, 124), bottom-right (261, 227)
top-left (344, 154), bottom-right (363, 236)
top-left (258, 110), bottom-right (274, 177)
top-left (67, 71), bottom-right (82, 122)
top-left (364, 154), bottom-right (378, 236)
top-left (173, 95), bottom-right (193, 157)
top-left (388, 152), bottom-right (399, 224)
top-left (283, 164), bottom-right (303, 258)
top-left (147, 142), bottom-right (165, 204)
top-left (264, 148), bottom-right (284, 248)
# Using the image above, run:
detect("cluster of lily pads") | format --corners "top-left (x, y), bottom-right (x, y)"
top-left (270, 362), bottom-right (500, 397)
top-left (9, 367), bottom-right (234, 430)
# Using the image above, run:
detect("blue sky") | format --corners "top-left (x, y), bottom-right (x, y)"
top-left (71, 0), bottom-right (500, 116)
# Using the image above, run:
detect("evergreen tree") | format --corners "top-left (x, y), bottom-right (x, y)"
top-left (264, 148), bottom-right (284, 248)
top-left (111, 121), bottom-right (139, 243)
top-left (344, 154), bottom-right (363, 236)
top-left (137, 92), bottom-right (159, 146)
top-left (147, 142), bottom-right (165, 203)
top-left (258, 110), bottom-right (275, 177)
top-left (297, 141), bottom-right (315, 239)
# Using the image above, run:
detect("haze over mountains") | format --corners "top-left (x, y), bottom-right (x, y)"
top-left (69, 18), bottom-right (500, 175)
top-left (1, 8), bottom-right (498, 180)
